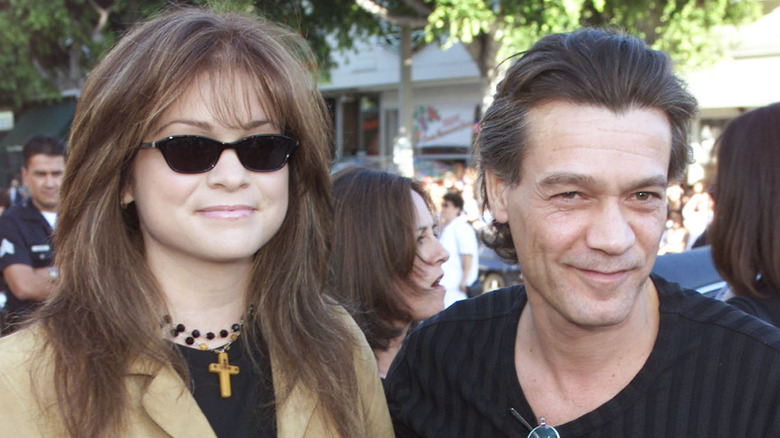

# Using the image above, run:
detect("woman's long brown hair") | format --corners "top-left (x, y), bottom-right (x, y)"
top-left (330, 167), bottom-right (436, 351)
top-left (36, 7), bottom-right (362, 436)
top-left (710, 102), bottom-right (780, 298)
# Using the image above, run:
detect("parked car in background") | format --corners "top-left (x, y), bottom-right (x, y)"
top-left (477, 246), bottom-right (522, 294)
top-left (651, 245), bottom-right (726, 298)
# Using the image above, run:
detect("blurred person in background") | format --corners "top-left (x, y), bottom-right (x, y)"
top-left (0, 135), bottom-right (64, 334)
top-left (658, 210), bottom-right (689, 254)
top-left (711, 102), bottom-right (780, 326)
top-left (0, 189), bottom-right (10, 216)
top-left (330, 167), bottom-right (449, 378)
top-left (0, 8), bottom-right (392, 437)
top-left (681, 180), bottom-right (714, 249)
top-left (439, 191), bottom-right (480, 305)
top-left (0, 187), bottom-right (10, 323)
top-left (666, 183), bottom-right (685, 214)
top-left (7, 176), bottom-right (26, 206)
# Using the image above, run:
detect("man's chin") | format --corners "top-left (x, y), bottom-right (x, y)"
top-left (33, 199), bottom-right (60, 212)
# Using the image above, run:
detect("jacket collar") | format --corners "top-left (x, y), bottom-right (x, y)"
top-left (128, 359), bottom-right (216, 437)
top-left (128, 354), bottom-right (321, 438)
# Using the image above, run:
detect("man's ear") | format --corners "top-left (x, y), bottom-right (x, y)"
top-left (21, 167), bottom-right (29, 187)
top-left (485, 170), bottom-right (510, 223)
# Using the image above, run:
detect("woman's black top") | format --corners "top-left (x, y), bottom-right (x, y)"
top-left (177, 337), bottom-right (276, 437)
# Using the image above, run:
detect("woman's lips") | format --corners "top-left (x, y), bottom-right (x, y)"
top-left (197, 205), bottom-right (255, 219)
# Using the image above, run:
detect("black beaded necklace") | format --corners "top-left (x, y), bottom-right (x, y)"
top-left (162, 305), bottom-right (254, 351)
top-left (165, 316), bottom-right (242, 350)
top-left (162, 305), bottom-right (254, 398)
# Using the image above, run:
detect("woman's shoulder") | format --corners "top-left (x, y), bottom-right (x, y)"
top-left (327, 303), bottom-right (394, 436)
top-left (0, 324), bottom-right (49, 366)
top-left (326, 301), bottom-right (370, 349)
top-left (323, 301), bottom-right (379, 380)
top-left (0, 325), bottom-right (53, 386)
top-left (0, 325), bottom-right (58, 433)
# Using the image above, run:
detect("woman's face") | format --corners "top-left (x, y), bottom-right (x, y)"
top-left (400, 190), bottom-right (449, 321)
top-left (123, 72), bottom-right (289, 267)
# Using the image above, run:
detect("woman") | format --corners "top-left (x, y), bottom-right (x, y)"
top-left (330, 167), bottom-right (449, 378)
top-left (0, 8), bottom-right (392, 437)
top-left (710, 102), bottom-right (780, 326)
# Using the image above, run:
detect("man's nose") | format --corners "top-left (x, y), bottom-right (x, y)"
top-left (585, 200), bottom-right (636, 255)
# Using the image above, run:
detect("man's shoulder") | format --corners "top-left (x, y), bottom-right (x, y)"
top-left (413, 285), bottom-right (524, 334)
top-left (654, 274), bottom-right (780, 351)
top-left (453, 216), bottom-right (476, 233)
top-left (0, 200), bottom-right (42, 225)
top-left (0, 204), bottom-right (26, 243)
top-left (0, 203), bottom-right (25, 223)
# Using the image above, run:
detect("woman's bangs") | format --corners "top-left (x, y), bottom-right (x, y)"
top-left (198, 66), bottom-right (283, 132)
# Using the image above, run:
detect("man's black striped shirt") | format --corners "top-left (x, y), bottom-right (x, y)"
top-left (384, 275), bottom-right (780, 437)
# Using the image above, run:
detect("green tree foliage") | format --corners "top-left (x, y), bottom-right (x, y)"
top-left (0, 0), bottom-right (382, 108)
top-left (0, 0), bottom-right (760, 109)
top-left (249, 0), bottom-right (385, 73)
top-left (354, 0), bottom-right (761, 111)
top-left (0, 0), bottom-right (189, 108)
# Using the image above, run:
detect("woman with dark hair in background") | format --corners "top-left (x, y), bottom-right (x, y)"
top-left (711, 102), bottom-right (780, 326)
top-left (0, 8), bottom-right (391, 437)
top-left (330, 167), bottom-right (449, 378)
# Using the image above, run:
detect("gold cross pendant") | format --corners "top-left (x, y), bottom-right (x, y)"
top-left (208, 351), bottom-right (240, 398)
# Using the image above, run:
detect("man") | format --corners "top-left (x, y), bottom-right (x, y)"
top-left (0, 135), bottom-right (65, 333)
top-left (439, 191), bottom-right (479, 306)
top-left (384, 28), bottom-right (780, 437)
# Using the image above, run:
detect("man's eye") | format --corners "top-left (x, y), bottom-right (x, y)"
top-left (559, 192), bottom-right (579, 199)
top-left (635, 192), bottom-right (656, 201)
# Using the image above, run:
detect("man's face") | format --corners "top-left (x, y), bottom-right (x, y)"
top-left (488, 101), bottom-right (670, 328)
top-left (22, 154), bottom-right (65, 213)
top-left (439, 200), bottom-right (460, 225)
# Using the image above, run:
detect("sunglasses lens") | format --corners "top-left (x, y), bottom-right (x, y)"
top-left (159, 137), bottom-right (221, 173)
top-left (149, 135), bottom-right (297, 173)
top-left (237, 136), bottom-right (296, 172)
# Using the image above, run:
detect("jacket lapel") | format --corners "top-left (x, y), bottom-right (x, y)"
top-left (274, 360), bottom-right (319, 438)
top-left (128, 354), bottom-right (323, 437)
top-left (130, 360), bottom-right (217, 438)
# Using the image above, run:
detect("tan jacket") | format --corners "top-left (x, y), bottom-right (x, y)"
top-left (0, 319), bottom-right (393, 437)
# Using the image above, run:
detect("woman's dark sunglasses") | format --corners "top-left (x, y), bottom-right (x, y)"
top-left (139, 134), bottom-right (298, 174)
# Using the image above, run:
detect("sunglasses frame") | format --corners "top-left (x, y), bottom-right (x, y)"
top-left (139, 134), bottom-right (298, 174)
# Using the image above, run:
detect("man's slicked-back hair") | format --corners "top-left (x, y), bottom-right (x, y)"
top-left (476, 27), bottom-right (698, 263)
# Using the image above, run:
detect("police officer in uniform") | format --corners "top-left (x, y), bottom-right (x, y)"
top-left (0, 135), bottom-right (65, 334)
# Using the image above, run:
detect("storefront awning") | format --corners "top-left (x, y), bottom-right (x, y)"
top-left (685, 55), bottom-right (780, 114)
top-left (0, 99), bottom-right (76, 153)
top-left (684, 6), bottom-right (780, 117)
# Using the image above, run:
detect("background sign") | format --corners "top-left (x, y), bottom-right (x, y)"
top-left (413, 104), bottom-right (475, 147)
